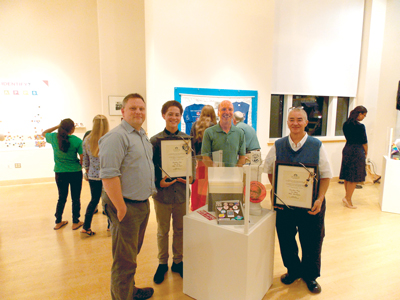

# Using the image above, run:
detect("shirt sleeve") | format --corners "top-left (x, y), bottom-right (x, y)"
top-left (238, 131), bottom-right (246, 156)
top-left (263, 145), bottom-right (276, 174)
top-left (360, 124), bottom-right (368, 144)
top-left (99, 132), bottom-right (126, 179)
top-left (319, 144), bottom-right (332, 179)
top-left (45, 132), bottom-right (53, 144)
top-left (76, 138), bottom-right (83, 155)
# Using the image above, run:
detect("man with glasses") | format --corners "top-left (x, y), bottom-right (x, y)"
top-left (263, 107), bottom-right (332, 294)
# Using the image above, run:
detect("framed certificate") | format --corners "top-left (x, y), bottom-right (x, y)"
top-left (273, 161), bottom-right (318, 210)
top-left (160, 138), bottom-right (193, 178)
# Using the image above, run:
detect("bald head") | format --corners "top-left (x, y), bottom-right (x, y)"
top-left (218, 100), bottom-right (234, 126)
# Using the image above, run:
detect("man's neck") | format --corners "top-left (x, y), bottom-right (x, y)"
top-left (289, 132), bottom-right (306, 145)
top-left (165, 125), bottom-right (178, 133)
top-left (219, 121), bottom-right (232, 133)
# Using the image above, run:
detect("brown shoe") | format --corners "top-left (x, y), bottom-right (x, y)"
top-left (54, 221), bottom-right (68, 230)
top-left (72, 221), bottom-right (83, 230)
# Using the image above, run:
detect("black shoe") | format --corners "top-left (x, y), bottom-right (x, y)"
top-left (133, 287), bottom-right (154, 299)
top-left (153, 264), bottom-right (168, 284)
top-left (355, 184), bottom-right (363, 189)
top-left (171, 261), bottom-right (183, 278)
top-left (280, 273), bottom-right (300, 285)
top-left (304, 279), bottom-right (321, 294)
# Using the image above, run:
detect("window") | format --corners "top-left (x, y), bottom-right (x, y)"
top-left (335, 97), bottom-right (350, 136)
top-left (269, 94), bottom-right (284, 138)
top-left (293, 95), bottom-right (328, 137)
top-left (270, 94), bottom-right (351, 139)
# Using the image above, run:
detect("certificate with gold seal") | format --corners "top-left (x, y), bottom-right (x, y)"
top-left (273, 161), bottom-right (318, 210)
top-left (161, 138), bottom-right (193, 178)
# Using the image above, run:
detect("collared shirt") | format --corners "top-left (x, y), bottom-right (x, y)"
top-left (150, 128), bottom-right (190, 204)
top-left (235, 121), bottom-right (261, 152)
top-left (201, 123), bottom-right (246, 167)
top-left (99, 120), bottom-right (156, 201)
top-left (263, 133), bottom-right (332, 178)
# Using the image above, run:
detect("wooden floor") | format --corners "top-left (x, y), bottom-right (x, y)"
top-left (1, 180), bottom-right (400, 300)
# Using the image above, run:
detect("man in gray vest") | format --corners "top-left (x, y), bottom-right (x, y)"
top-left (263, 107), bottom-right (332, 294)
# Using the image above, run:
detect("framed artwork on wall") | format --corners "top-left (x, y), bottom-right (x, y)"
top-left (108, 96), bottom-right (124, 116)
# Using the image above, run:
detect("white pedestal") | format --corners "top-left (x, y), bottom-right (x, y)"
top-left (183, 206), bottom-right (276, 300)
top-left (379, 156), bottom-right (400, 214)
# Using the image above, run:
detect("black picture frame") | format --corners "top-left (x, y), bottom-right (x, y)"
top-left (273, 161), bottom-right (319, 210)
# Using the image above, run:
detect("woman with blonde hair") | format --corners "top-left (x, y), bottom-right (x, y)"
top-left (81, 115), bottom-right (109, 235)
top-left (190, 105), bottom-right (217, 210)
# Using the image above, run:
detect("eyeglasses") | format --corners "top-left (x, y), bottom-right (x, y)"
top-left (288, 106), bottom-right (304, 112)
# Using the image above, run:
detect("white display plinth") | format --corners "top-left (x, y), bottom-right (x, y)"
top-left (183, 206), bottom-right (276, 300)
top-left (379, 156), bottom-right (400, 214)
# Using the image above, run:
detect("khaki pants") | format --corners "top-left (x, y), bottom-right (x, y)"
top-left (153, 200), bottom-right (186, 264)
top-left (103, 193), bottom-right (150, 300)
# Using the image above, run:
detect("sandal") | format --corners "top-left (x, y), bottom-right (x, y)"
top-left (81, 229), bottom-right (96, 236)
top-left (72, 221), bottom-right (84, 230)
top-left (54, 221), bottom-right (68, 230)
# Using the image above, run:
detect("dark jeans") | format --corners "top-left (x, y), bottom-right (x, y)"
top-left (83, 180), bottom-right (103, 230)
top-left (55, 171), bottom-right (83, 224)
top-left (276, 201), bottom-right (326, 280)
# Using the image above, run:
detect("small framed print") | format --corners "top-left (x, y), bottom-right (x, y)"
top-left (108, 96), bottom-right (124, 116)
top-left (160, 137), bottom-right (193, 178)
top-left (273, 161), bottom-right (319, 210)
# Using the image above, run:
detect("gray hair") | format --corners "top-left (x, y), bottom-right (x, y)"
top-left (234, 111), bottom-right (245, 122)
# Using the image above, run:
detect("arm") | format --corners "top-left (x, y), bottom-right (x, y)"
top-left (268, 173), bottom-right (275, 208)
top-left (102, 177), bottom-right (127, 222)
top-left (201, 129), bottom-right (213, 166)
top-left (237, 155), bottom-right (246, 167)
top-left (42, 125), bottom-right (59, 137)
top-left (363, 143), bottom-right (368, 158)
top-left (82, 140), bottom-right (90, 179)
top-left (309, 178), bottom-right (330, 215)
top-left (79, 154), bottom-right (83, 166)
top-left (202, 156), bottom-right (214, 167)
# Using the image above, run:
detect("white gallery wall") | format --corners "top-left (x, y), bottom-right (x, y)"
top-left (0, 0), bottom-right (399, 183)
top-left (144, 0), bottom-right (275, 152)
top-left (0, 0), bottom-right (102, 181)
top-left (369, 0), bottom-right (400, 169)
top-left (97, 0), bottom-right (147, 131)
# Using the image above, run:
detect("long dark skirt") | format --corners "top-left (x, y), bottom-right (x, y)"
top-left (339, 143), bottom-right (366, 182)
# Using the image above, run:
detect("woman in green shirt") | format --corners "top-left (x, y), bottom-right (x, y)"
top-left (42, 118), bottom-right (83, 230)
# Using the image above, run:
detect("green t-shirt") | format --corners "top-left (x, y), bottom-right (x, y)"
top-left (201, 123), bottom-right (246, 167)
top-left (46, 132), bottom-right (83, 173)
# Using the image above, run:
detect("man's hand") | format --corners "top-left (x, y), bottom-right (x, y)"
top-left (308, 199), bottom-right (323, 215)
top-left (176, 176), bottom-right (193, 185)
top-left (117, 204), bottom-right (127, 222)
top-left (160, 176), bottom-right (177, 187)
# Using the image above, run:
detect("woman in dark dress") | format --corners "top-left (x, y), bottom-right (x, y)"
top-left (190, 105), bottom-right (216, 211)
top-left (339, 106), bottom-right (368, 209)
